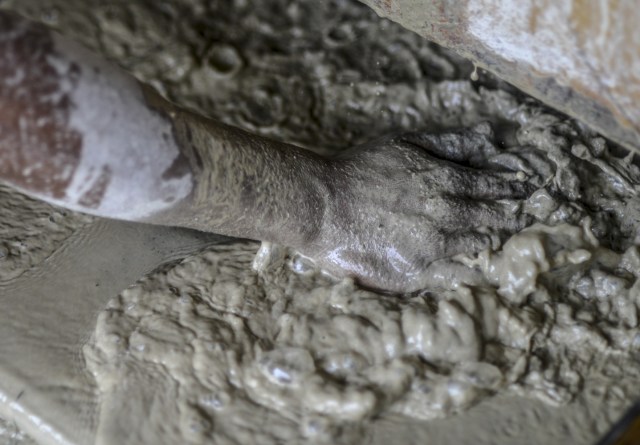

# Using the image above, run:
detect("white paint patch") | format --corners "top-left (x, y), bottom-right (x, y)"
top-left (47, 33), bottom-right (192, 220)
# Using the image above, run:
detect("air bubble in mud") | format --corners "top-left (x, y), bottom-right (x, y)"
top-left (207, 44), bottom-right (242, 76)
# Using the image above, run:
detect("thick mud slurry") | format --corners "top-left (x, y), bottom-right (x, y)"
top-left (1, 0), bottom-right (640, 444)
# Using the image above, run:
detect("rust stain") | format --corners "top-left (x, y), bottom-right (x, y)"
top-left (0, 11), bottom-right (82, 199)
top-left (78, 165), bottom-right (112, 208)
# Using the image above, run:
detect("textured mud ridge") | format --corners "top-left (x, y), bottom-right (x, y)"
top-left (1, 0), bottom-right (640, 444)
top-left (0, 184), bottom-right (92, 283)
top-left (0, 415), bottom-right (37, 445)
top-left (83, 158), bottom-right (640, 444)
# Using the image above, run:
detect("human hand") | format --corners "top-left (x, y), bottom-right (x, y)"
top-left (297, 127), bottom-right (536, 292)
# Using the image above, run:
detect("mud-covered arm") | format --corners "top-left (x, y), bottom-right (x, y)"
top-left (0, 11), bottom-right (534, 292)
top-left (151, 107), bottom-right (329, 247)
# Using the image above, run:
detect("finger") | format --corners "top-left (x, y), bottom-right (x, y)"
top-left (446, 167), bottom-right (535, 200)
top-left (425, 196), bottom-right (528, 232)
top-left (400, 126), bottom-right (498, 167)
top-left (442, 230), bottom-right (492, 258)
top-left (471, 199), bottom-right (530, 232)
top-left (473, 169), bottom-right (535, 199)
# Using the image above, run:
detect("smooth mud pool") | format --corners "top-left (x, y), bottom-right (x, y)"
top-left (1, 0), bottom-right (640, 444)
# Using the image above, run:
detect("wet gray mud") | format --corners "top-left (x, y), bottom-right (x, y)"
top-left (1, 0), bottom-right (640, 444)
top-left (0, 184), bottom-right (92, 283)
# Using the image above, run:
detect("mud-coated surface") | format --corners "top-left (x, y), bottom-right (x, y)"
top-left (360, 0), bottom-right (640, 154)
top-left (1, 0), bottom-right (640, 444)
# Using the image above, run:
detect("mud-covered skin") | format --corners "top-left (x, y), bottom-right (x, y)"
top-left (0, 10), bottom-right (534, 292)
top-left (299, 129), bottom-right (534, 291)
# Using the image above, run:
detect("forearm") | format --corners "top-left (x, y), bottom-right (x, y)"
top-left (150, 104), bottom-right (329, 246)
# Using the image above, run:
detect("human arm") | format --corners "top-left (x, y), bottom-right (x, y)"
top-left (0, 10), bottom-right (533, 292)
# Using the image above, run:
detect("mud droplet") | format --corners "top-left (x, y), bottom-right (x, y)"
top-left (470, 64), bottom-right (479, 81)
top-left (259, 347), bottom-right (316, 386)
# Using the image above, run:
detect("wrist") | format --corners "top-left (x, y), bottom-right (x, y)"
top-left (258, 148), bottom-right (330, 249)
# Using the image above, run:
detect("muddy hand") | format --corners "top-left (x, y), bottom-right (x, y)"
top-left (299, 130), bottom-right (535, 292)
top-left (0, 11), bottom-right (533, 293)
